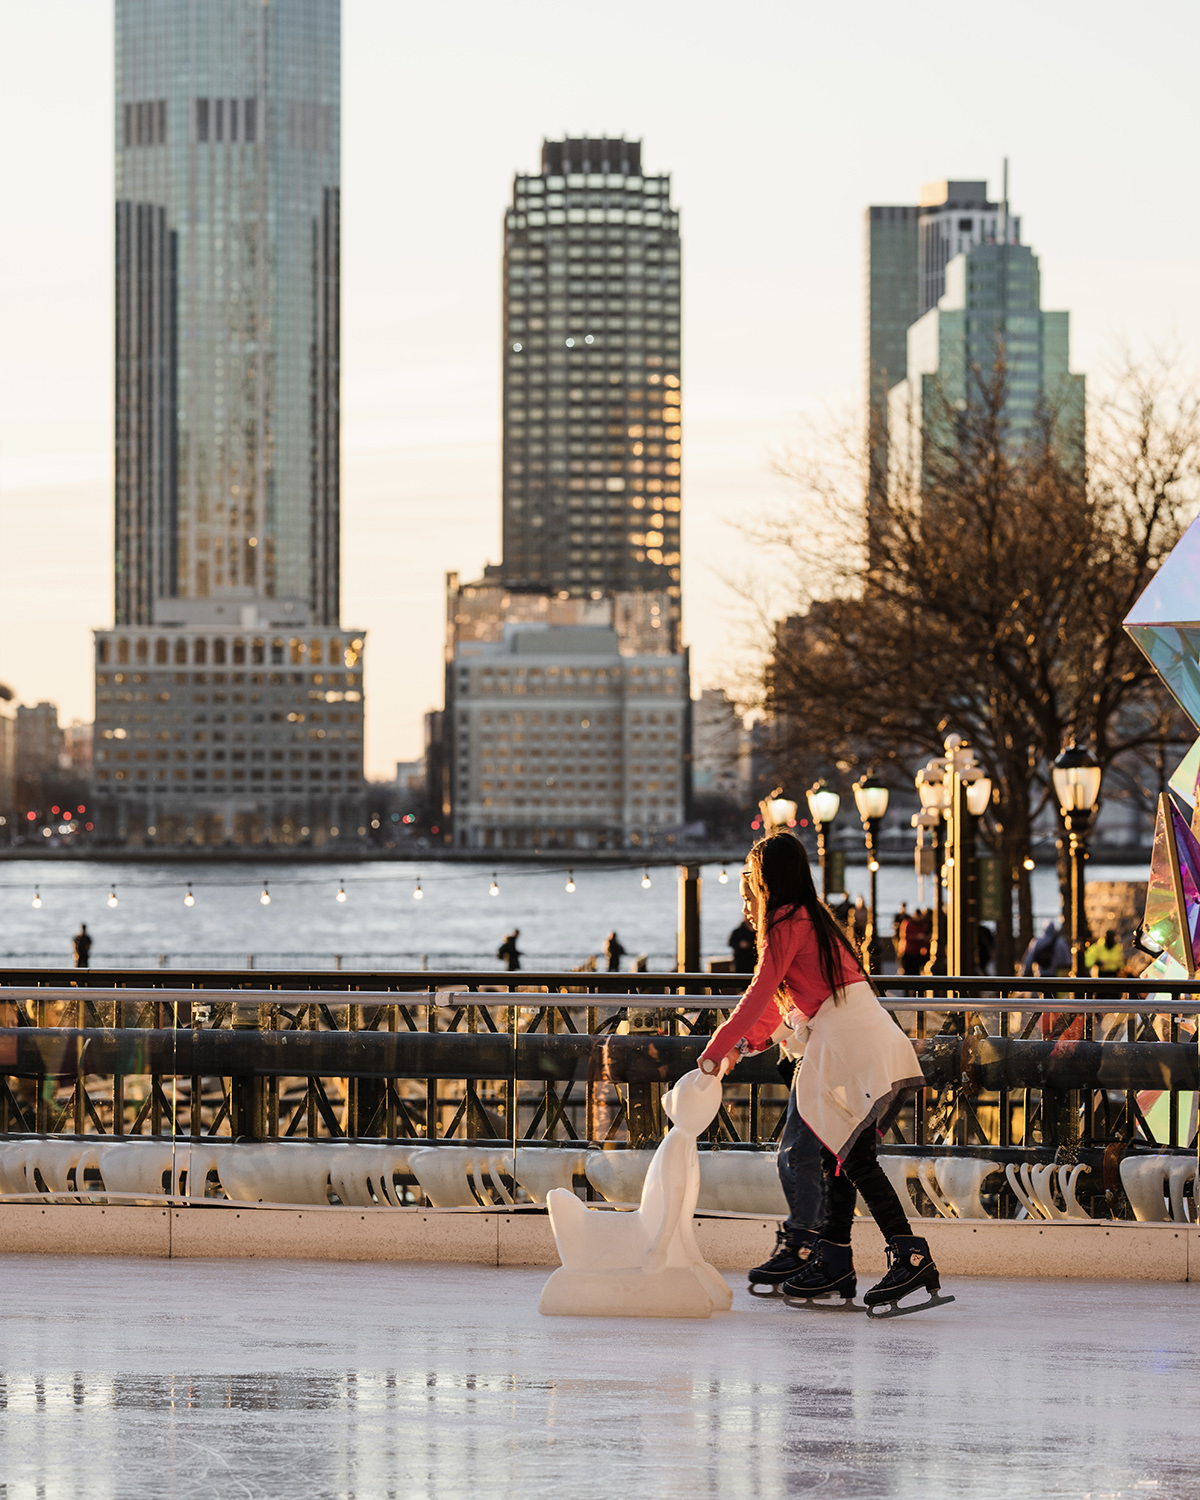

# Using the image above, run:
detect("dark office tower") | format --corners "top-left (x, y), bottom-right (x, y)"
top-left (114, 0), bottom-right (342, 626)
top-left (500, 138), bottom-right (682, 642)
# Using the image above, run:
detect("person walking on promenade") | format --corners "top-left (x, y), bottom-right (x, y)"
top-left (699, 834), bottom-right (948, 1315)
top-left (497, 929), bottom-right (521, 972)
top-left (728, 919), bottom-right (757, 973)
top-left (898, 908), bottom-right (930, 977)
top-left (73, 923), bottom-right (92, 969)
top-left (604, 931), bottom-right (626, 972)
top-left (1085, 929), bottom-right (1124, 978)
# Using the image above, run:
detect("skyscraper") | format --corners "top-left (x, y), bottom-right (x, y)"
top-left (888, 240), bottom-right (1085, 482)
top-left (95, 0), bottom-right (364, 846)
top-left (499, 137), bottom-right (682, 643)
top-left (866, 179), bottom-right (1020, 493)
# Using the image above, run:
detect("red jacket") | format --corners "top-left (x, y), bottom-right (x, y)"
top-left (701, 904), bottom-right (866, 1063)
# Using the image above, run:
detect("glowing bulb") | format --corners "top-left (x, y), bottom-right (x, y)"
top-left (718, 867), bottom-right (729, 884)
top-left (413, 880), bottom-right (424, 901)
top-left (107, 889), bottom-right (118, 908)
top-left (260, 883), bottom-right (271, 906)
top-left (641, 868), bottom-right (652, 889)
top-left (868, 859), bottom-right (880, 873)
top-left (336, 881), bottom-right (347, 903)
top-left (489, 874), bottom-right (499, 897)
top-left (565, 871), bottom-right (576, 893)
top-left (184, 884), bottom-right (195, 907)
top-left (31, 886), bottom-right (41, 909)
top-left (1023, 856), bottom-right (1036, 872)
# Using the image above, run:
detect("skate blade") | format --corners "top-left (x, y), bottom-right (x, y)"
top-left (748, 1282), bottom-right (784, 1298)
top-left (783, 1293), bottom-right (862, 1312)
top-left (866, 1291), bottom-right (956, 1320)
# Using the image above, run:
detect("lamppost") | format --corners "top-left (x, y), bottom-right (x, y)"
top-left (758, 787), bottom-right (799, 836)
top-left (914, 740), bottom-right (992, 975)
top-left (806, 781), bottom-right (841, 902)
top-left (1052, 743), bottom-right (1102, 976)
top-left (913, 762), bottom-right (948, 971)
top-left (853, 775), bottom-right (889, 972)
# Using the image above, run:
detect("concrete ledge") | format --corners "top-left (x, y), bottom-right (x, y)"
top-left (0, 1203), bottom-right (171, 1258)
top-left (0, 1202), bottom-right (1194, 1279)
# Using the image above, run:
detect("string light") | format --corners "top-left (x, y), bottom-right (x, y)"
top-left (184, 883), bottom-right (195, 907)
top-left (868, 859), bottom-right (880, 873)
top-left (31, 886), bottom-right (41, 909)
top-left (489, 874), bottom-right (499, 897)
top-left (1023, 856), bottom-right (1036, 871)
top-left (260, 882), bottom-right (271, 906)
top-left (335, 881), bottom-right (347, 903)
top-left (107, 888), bottom-right (118, 908)
top-left (565, 871), bottom-right (576, 893)
top-left (413, 879), bottom-right (424, 901)
top-left (718, 867), bottom-right (729, 884)
top-left (641, 868), bottom-right (652, 889)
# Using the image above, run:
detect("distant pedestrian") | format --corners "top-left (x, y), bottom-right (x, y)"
top-left (73, 923), bottom-right (92, 969)
top-left (728, 920), bottom-right (757, 973)
top-left (1022, 922), bottom-right (1070, 978)
top-left (898, 910), bottom-right (930, 977)
top-left (1085, 929), bottom-right (1124, 978)
top-left (605, 931), bottom-right (627, 972)
top-left (891, 903), bottom-right (908, 959)
top-left (497, 929), bottom-right (521, 972)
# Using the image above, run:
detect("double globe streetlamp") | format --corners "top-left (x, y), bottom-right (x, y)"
top-left (853, 775), bottom-right (890, 972)
top-left (913, 739), bottom-right (993, 975)
top-left (1052, 742), bottom-right (1102, 977)
top-left (806, 781), bottom-right (841, 902)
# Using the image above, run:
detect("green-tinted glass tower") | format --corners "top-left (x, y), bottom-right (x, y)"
top-left (114, 0), bottom-right (341, 627)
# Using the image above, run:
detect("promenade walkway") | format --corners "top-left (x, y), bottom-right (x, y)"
top-left (0, 1256), bottom-right (1197, 1498)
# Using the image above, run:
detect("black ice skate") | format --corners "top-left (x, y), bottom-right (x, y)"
top-left (748, 1228), bottom-right (818, 1298)
top-left (864, 1234), bottom-right (955, 1318)
top-left (781, 1239), bottom-right (859, 1310)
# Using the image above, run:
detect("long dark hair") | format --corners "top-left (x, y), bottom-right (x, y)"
top-left (744, 833), bottom-right (862, 1001)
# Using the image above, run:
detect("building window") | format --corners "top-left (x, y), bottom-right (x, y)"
top-left (98, 639), bottom-right (111, 665)
top-left (196, 98), bottom-right (209, 143)
top-left (174, 639), bottom-right (187, 665)
top-left (155, 639), bottom-right (168, 665)
top-left (194, 639), bottom-right (207, 666)
top-left (244, 98), bottom-right (257, 143)
top-left (213, 639), bottom-right (227, 666)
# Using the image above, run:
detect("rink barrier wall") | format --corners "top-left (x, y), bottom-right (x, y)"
top-left (0, 1202), bottom-right (1195, 1280)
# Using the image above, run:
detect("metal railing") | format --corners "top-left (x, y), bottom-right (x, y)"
top-left (0, 968), bottom-right (1195, 1221)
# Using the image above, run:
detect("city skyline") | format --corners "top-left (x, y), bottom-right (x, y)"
top-left (1, 1), bottom-right (1198, 778)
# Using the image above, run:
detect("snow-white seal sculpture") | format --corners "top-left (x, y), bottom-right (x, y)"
top-left (538, 1068), bottom-right (734, 1319)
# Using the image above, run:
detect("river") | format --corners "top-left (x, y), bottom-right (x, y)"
top-left (0, 858), bottom-right (1150, 972)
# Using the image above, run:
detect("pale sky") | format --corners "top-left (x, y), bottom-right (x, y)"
top-left (1, 0), bottom-right (1198, 778)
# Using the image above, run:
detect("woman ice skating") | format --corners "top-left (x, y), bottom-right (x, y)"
top-left (699, 833), bottom-right (953, 1317)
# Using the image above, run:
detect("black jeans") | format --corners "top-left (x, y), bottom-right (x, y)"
top-left (778, 1085), bottom-right (824, 1236)
top-left (818, 1129), bottom-right (911, 1244)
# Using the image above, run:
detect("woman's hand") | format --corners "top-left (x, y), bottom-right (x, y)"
top-left (699, 1051), bottom-right (737, 1078)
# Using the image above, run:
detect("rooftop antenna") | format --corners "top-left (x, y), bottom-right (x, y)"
top-left (1001, 156), bottom-right (1009, 243)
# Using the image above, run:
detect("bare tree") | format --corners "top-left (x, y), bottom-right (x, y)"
top-left (753, 357), bottom-right (1200, 970)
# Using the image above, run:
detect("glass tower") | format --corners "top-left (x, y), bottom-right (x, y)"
top-left (499, 138), bottom-right (682, 644)
top-left (114, 0), bottom-right (341, 627)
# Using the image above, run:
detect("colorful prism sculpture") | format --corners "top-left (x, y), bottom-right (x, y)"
top-left (1143, 797), bottom-right (1200, 975)
top-left (1126, 514), bottom-right (1200, 731)
top-left (1125, 516), bottom-right (1200, 976)
top-left (1167, 736), bottom-right (1200, 814)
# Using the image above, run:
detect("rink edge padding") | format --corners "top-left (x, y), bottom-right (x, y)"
top-left (0, 1203), bottom-right (1194, 1279)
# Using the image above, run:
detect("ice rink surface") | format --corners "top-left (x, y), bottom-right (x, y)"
top-left (0, 1255), bottom-right (1197, 1499)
